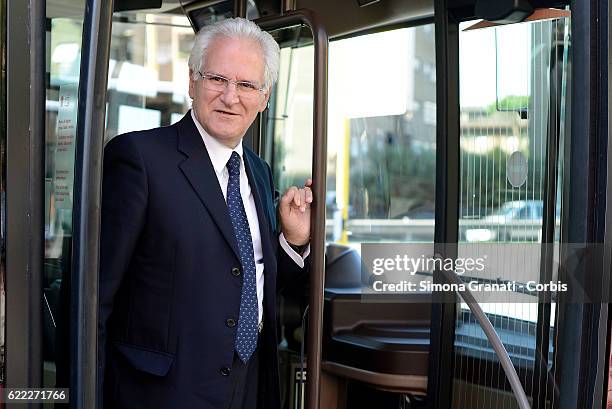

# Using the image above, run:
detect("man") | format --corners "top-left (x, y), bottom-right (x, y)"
top-left (99, 18), bottom-right (312, 409)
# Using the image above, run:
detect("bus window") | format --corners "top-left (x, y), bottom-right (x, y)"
top-left (327, 25), bottom-right (436, 247)
top-left (44, 0), bottom-right (86, 388)
top-left (453, 14), bottom-right (570, 407)
top-left (269, 24), bottom-right (437, 250)
top-left (266, 25), bottom-right (315, 198)
top-left (105, 12), bottom-right (194, 143)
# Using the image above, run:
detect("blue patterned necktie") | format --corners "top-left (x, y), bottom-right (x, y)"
top-left (226, 151), bottom-right (258, 362)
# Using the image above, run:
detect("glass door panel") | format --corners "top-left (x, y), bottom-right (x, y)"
top-left (266, 21), bottom-right (438, 405)
top-left (266, 24), bottom-right (314, 192)
top-left (453, 14), bottom-right (570, 409)
top-left (321, 24), bottom-right (437, 405)
top-left (261, 25), bottom-right (315, 405)
top-left (44, 0), bottom-right (87, 389)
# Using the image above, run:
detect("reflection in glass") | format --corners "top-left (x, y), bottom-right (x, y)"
top-left (105, 13), bottom-right (194, 142)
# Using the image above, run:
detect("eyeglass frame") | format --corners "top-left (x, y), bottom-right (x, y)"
top-left (196, 71), bottom-right (266, 96)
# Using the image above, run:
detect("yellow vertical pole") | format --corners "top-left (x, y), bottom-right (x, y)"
top-left (335, 118), bottom-right (351, 244)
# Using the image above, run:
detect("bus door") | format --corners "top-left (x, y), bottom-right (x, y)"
top-left (253, 8), bottom-right (439, 409)
top-left (3, 0), bottom-right (162, 407)
top-left (427, 1), bottom-right (610, 409)
top-left (4, 0), bottom-right (99, 401)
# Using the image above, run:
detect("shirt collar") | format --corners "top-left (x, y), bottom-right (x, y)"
top-left (191, 110), bottom-right (243, 176)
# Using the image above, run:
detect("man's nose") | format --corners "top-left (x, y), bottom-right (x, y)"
top-left (219, 83), bottom-right (239, 105)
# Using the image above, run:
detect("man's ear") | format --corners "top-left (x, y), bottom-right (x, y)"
top-left (258, 88), bottom-right (272, 113)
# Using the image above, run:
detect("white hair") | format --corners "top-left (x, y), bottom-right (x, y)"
top-left (188, 17), bottom-right (280, 89)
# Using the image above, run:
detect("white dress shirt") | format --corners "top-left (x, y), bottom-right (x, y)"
top-left (191, 111), bottom-right (309, 324)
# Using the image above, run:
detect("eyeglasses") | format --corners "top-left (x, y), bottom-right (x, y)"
top-left (197, 71), bottom-right (265, 97)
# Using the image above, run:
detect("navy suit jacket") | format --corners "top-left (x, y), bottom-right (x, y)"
top-left (99, 112), bottom-right (306, 409)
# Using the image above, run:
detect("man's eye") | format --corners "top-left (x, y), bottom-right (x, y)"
top-left (237, 82), bottom-right (258, 91)
top-left (210, 76), bottom-right (227, 84)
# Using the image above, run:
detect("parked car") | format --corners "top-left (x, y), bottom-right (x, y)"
top-left (463, 200), bottom-right (545, 242)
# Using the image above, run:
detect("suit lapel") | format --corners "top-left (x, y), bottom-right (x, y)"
top-left (176, 113), bottom-right (241, 261)
top-left (243, 150), bottom-right (276, 270)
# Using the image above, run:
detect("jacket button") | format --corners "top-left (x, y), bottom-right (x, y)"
top-left (231, 267), bottom-right (241, 277)
top-left (226, 317), bottom-right (237, 328)
top-left (220, 367), bottom-right (231, 376)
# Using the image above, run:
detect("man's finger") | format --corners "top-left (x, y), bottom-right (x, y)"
top-left (304, 186), bottom-right (313, 204)
top-left (293, 190), bottom-right (301, 207)
top-left (281, 186), bottom-right (298, 206)
top-left (299, 189), bottom-right (306, 211)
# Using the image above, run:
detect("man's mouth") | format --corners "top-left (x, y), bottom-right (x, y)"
top-left (215, 109), bottom-right (239, 116)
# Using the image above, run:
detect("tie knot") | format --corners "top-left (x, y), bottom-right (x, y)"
top-left (226, 151), bottom-right (241, 177)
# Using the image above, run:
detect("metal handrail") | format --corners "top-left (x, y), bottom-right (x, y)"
top-left (255, 10), bottom-right (328, 409)
top-left (441, 269), bottom-right (532, 409)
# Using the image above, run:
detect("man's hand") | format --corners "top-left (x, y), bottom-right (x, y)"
top-left (279, 179), bottom-right (313, 245)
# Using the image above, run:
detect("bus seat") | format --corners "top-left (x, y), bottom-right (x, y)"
top-left (322, 244), bottom-right (431, 395)
top-left (324, 243), bottom-right (363, 288)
